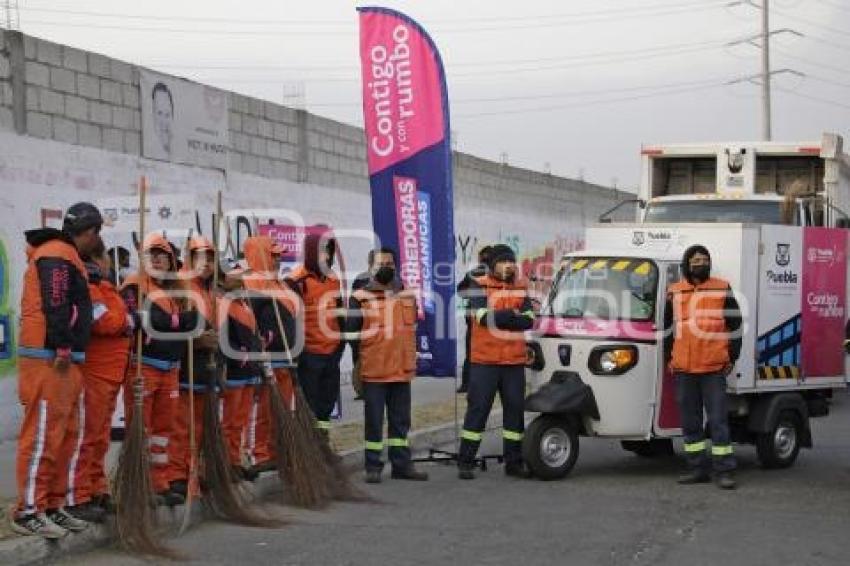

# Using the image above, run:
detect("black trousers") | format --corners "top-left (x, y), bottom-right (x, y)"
top-left (675, 372), bottom-right (736, 473)
top-left (363, 381), bottom-right (412, 472)
top-left (297, 350), bottom-right (341, 430)
top-left (459, 364), bottom-right (525, 466)
top-left (460, 316), bottom-right (472, 390)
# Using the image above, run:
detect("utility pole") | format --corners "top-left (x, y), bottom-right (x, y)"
top-left (761, 0), bottom-right (772, 141)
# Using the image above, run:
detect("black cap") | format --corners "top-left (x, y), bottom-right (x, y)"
top-left (487, 244), bottom-right (516, 270)
top-left (63, 202), bottom-right (103, 235)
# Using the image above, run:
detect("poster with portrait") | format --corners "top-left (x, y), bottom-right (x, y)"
top-left (139, 69), bottom-right (229, 169)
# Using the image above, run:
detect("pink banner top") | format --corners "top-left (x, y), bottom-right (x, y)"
top-left (359, 9), bottom-right (445, 175)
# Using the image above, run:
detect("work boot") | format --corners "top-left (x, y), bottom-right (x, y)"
top-left (716, 472), bottom-right (737, 490)
top-left (505, 462), bottom-right (532, 479)
top-left (46, 508), bottom-right (89, 533)
top-left (11, 513), bottom-right (68, 539)
top-left (365, 469), bottom-right (382, 484)
top-left (91, 493), bottom-right (115, 514)
top-left (677, 470), bottom-right (711, 485)
top-left (250, 461), bottom-right (277, 475)
top-left (66, 502), bottom-right (106, 524)
top-left (157, 489), bottom-right (186, 507)
top-left (391, 466), bottom-right (429, 481)
top-left (456, 384), bottom-right (468, 394)
top-left (169, 480), bottom-right (188, 498)
top-left (458, 464), bottom-right (475, 480)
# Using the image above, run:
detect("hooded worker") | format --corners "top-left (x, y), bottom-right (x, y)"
top-left (284, 228), bottom-right (344, 435)
top-left (456, 246), bottom-right (494, 394)
top-left (457, 244), bottom-right (535, 480)
top-left (218, 260), bottom-right (263, 480)
top-left (13, 202), bottom-right (101, 538)
top-left (663, 244), bottom-right (742, 489)
top-left (120, 233), bottom-right (199, 505)
top-left (167, 236), bottom-right (220, 498)
top-left (69, 235), bottom-right (133, 524)
top-left (241, 235), bottom-right (298, 473)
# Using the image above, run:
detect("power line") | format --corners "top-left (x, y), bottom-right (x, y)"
top-left (773, 8), bottom-right (850, 38)
top-left (774, 47), bottom-right (850, 75)
top-left (301, 76), bottom-right (732, 108)
top-left (452, 81), bottom-right (729, 119)
top-left (775, 85), bottom-right (850, 110)
top-left (18, 0), bottom-right (729, 29)
top-left (21, 1), bottom-right (733, 36)
top-left (150, 35), bottom-right (738, 73)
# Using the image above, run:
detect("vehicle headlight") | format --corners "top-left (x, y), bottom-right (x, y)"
top-left (526, 341), bottom-right (545, 371)
top-left (589, 346), bottom-right (638, 375)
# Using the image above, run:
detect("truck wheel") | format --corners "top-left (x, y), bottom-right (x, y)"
top-left (522, 415), bottom-right (579, 480)
top-left (756, 410), bottom-right (803, 469)
top-left (621, 439), bottom-right (675, 458)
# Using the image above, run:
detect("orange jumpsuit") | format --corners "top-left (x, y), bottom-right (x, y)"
top-left (69, 273), bottom-right (131, 506)
top-left (15, 228), bottom-right (92, 516)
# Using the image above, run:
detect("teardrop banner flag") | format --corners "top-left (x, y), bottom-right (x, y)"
top-left (357, 7), bottom-right (456, 377)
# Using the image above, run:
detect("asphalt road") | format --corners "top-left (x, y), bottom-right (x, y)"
top-left (57, 391), bottom-right (850, 566)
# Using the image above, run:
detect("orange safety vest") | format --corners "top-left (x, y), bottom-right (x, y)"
top-left (668, 277), bottom-right (732, 374)
top-left (83, 279), bottom-right (131, 382)
top-left (470, 275), bottom-right (529, 365)
top-left (19, 237), bottom-right (88, 354)
top-left (288, 265), bottom-right (341, 355)
top-left (353, 288), bottom-right (417, 382)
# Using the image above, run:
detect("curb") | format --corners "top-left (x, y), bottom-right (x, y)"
top-left (0, 410), bottom-right (503, 566)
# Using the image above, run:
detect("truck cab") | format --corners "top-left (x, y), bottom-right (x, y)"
top-left (637, 133), bottom-right (850, 227)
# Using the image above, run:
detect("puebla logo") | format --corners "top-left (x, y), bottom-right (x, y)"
top-left (632, 231), bottom-right (645, 246)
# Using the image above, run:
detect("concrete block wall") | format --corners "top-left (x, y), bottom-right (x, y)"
top-left (0, 29), bottom-right (625, 214)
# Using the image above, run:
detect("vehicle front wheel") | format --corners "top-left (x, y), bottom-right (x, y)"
top-left (756, 409), bottom-right (803, 469)
top-left (522, 415), bottom-right (579, 480)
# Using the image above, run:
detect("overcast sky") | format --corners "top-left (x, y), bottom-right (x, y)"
top-left (7, 0), bottom-right (850, 189)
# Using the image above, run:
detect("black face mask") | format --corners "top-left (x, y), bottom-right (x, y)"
top-left (375, 266), bottom-right (395, 285)
top-left (690, 265), bottom-right (710, 282)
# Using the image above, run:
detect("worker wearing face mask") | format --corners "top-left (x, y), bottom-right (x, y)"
top-left (457, 244), bottom-right (535, 481)
top-left (663, 245), bottom-right (742, 490)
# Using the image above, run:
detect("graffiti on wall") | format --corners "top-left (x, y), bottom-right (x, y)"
top-left (0, 236), bottom-right (14, 376)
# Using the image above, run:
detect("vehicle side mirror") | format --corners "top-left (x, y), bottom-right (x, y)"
top-left (837, 218), bottom-right (850, 229)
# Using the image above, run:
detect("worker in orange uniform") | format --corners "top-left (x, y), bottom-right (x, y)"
top-left (664, 245), bottom-right (741, 490)
top-left (457, 244), bottom-right (535, 481)
top-left (13, 202), bottom-right (102, 538)
top-left (67, 236), bottom-right (133, 523)
top-left (121, 233), bottom-right (199, 505)
top-left (219, 261), bottom-right (262, 480)
top-left (242, 236), bottom-right (298, 473)
top-left (285, 229), bottom-right (344, 435)
top-left (167, 236), bottom-right (219, 498)
top-left (347, 248), bottom-right (428, 484)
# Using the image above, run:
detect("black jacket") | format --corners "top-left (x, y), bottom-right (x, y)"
top-left (25, 228), bottom-right (92, 353)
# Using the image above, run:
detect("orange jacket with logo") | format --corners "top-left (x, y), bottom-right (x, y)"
top-left (349, 286), bottom-right (417, 382)
top-left (19, 228), bottom-right (92, 361)
top-left (468, 275), bottom-right (534, 365)
top-left (285, 265), bottom-right (342, 355)
top-left (83, 276), bottom-right (131, 382)
top-left (666, 277), bottom-right (738, 374)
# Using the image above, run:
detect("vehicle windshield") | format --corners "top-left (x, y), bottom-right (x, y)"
top-left (644, 200), bottom-right (789, 224)
top-left (546, 258), bottom-right (658, 321)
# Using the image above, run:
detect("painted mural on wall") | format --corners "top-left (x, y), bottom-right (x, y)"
top-left (0, 235), bottom-right (14, 377)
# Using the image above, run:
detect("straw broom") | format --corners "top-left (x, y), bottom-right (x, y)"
top-left (198, 192), bottom-right (282, 527)
top-left (253, 218), bottom-right (334, 509)
top-left (113, 177), bottom-right (175, 556)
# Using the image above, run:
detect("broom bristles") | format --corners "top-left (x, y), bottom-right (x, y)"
top-left (201, 387), bottom-right (284, 527)
top-left (114, 407), bottom-right (177, 558)
top-left (292, 386), bottom-right (373, 503)
top-left (267, 378), bottom-right (334, 509)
